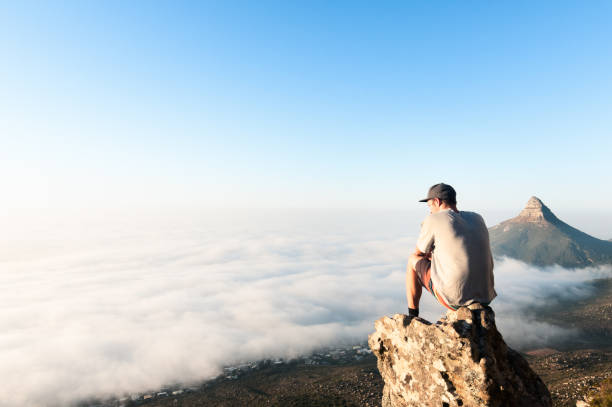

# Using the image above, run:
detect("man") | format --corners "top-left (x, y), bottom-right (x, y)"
top-left (406, 183), bottom-right (496, 317)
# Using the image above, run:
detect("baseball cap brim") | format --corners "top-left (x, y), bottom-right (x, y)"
top-left (418, 198), bottom-right (430, 202)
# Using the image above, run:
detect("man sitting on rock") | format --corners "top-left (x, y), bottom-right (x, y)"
top-left (407, 183), bottom-right (496, 317)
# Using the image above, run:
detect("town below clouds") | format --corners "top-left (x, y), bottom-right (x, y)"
top-left (0, 209), bottom-right (609, 407)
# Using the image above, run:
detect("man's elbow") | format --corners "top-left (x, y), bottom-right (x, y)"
top-left (414, 247), bottom-right (426, 257)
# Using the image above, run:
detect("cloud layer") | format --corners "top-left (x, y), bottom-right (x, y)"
top-left (0, 210), bottom-right (609, 406)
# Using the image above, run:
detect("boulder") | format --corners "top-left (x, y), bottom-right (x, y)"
top-left (368, 304), bottom-right (552, 407)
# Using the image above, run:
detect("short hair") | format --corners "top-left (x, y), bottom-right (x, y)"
top-left (439, 197), bottom-right (457, 206)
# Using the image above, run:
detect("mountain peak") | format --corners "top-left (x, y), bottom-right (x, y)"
top-left (516, 196), bottom-right (559, 224)
top-left (526, 196), bottom-right (544, 207)
top-left (489, 196), bottom-right (612, 267)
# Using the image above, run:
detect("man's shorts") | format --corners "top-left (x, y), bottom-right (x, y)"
top-left (414, 258), bottom-right (459, 311)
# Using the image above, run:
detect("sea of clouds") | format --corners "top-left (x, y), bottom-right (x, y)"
top-left (0, 209), bottom-right (610, 407)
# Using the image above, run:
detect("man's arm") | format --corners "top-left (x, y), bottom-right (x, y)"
top-left (413, 246), bottom-right (431, 260)
top-left (416, 215), bottom-right (435, 256)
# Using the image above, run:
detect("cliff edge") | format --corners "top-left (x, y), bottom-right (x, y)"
top-left (368, 304), bottom-right (552, 407)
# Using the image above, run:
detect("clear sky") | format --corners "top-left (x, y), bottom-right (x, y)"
top-left (1, 1), bottom-right (611, 214)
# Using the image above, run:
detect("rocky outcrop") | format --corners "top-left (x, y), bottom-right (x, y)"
top-left (515, 196), bottom-right (560, 224)
top-left (368, 304), bottom-right (552, 407)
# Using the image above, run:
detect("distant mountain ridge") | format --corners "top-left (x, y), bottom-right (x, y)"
top-left (489, 197), bottom-right (612, 268)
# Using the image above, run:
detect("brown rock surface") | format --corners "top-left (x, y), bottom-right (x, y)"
top-left (490, 196), bottom-right (566, 234)
top-left (514, 196), bottom-right (560, 224)
top-left (368, 304), bottom-right (552, 407)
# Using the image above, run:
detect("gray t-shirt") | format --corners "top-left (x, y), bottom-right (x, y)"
top-left (416, 209), bottom-right (496, 306)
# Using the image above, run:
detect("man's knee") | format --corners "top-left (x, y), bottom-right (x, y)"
top-left (408, 253), bottom-right (420, 271)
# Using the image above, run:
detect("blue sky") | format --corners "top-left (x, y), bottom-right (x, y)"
top-left (1, 1), bottom-right (611, 214)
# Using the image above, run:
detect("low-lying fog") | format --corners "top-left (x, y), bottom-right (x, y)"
top-left (1, 209), bottom-right (609, 407)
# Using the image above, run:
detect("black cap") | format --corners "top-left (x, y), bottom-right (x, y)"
top-left (418, 183), bottom-right (457, 203)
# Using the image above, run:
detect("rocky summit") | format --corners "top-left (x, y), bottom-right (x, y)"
top-left (514, 196), bottom-right (561, 224)
top-left (489, 196), bottom-right (612, 267)
top-left (368, 304), bottom-right (552, 407)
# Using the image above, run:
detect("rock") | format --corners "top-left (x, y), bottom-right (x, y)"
top-left (368, 304), bottom-right (552, 407)
top-left (515, 196), bottom-right (558, 224)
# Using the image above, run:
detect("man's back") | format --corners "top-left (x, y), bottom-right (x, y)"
top-left (417, 209), bottom-right (496, 306)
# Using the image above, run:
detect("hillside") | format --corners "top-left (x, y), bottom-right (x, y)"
top-left (489, 197), bottom-right (612, 267)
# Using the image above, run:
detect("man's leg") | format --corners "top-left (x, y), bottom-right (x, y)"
top-left (406, 253), bottom-right (425, 315)
top-left (407, 256), bottom-right (459, 312)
